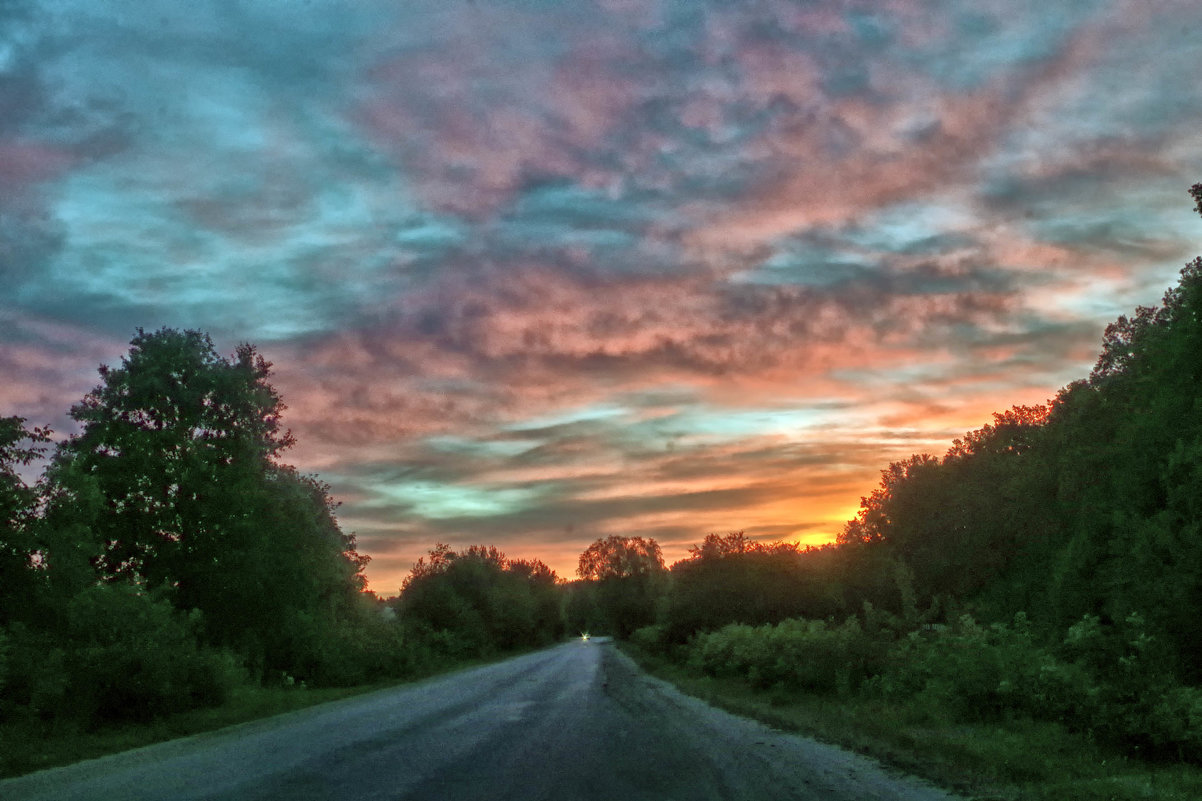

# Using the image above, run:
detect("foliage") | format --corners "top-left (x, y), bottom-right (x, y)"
top-left (872, 613), bottom-right (1056, 722)
top-left (688, 616), bottom-right (886, 695)
top-left (54, 328), bottom-right (293, 583)
top-left (1, 585), bottom-right (241, 726)
top-left (576, 535), bottom-right (665, 638)
top-left (395, 544), bottom-right (563, 658)
top-left (833, 187), bottom-right (1202, 683)
top-left (42, 328), bottom-right (371, 680)
top-left (0, 417), bottom-right (52, 625)
top-left (792, 185), bottom-right (1202, 767)
top-left (577, 534), bottom-right (664, 581)
top-left (678, 609), bottom-right (1202, 762)
top-left (628, 624), bottom-right (668, 654)
top-left (562, 579), bottom-right (605, 635)
top-left (662, 533), bottom-right (843, 642)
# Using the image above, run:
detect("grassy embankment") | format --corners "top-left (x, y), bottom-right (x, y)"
top-left (620, 642), bottom-right (1202, 801)
top-left (0, 645), bottom-right (543, 780)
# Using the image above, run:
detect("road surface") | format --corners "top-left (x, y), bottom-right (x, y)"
top-left (1, 638), bottom-right (960, 800)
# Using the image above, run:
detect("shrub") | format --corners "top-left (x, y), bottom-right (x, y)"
top-left (63, 584), bottom-right (242, 724)
top-left (688, 617), bottom-right (886, 695)
top-left (283, 612), bottom-right (414, 687)
top-left (0, 625), bottom-right (70, 722)
top-left (629, 624), bottom-right (668, 655)
top-left (1056, 612), bottom-right (1198, 758)
top-left (873, 614), bottom-right (1062, 722)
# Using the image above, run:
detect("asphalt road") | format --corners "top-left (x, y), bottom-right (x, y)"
top-left (0, 639), bottom-right (961, 800)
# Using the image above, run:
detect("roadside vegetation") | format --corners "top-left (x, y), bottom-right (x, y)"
top-left (613, 184), bottom-right (1202, 799)
top-left (623, 639), bottom-right (1202, 801)
top-left (0, 329), bottom-right (563, 778)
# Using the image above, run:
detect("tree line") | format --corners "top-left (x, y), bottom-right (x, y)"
top-left (618, 183), bottom-right (1202, 763)
top-left (0, 328), bottom-right (571, 733)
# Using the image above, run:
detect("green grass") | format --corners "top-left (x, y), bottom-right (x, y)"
top-left (0, 645), bottom-right (547, 780)
top-left (619, 642), bottom-right (1202, 801)
top-left (0, 682), bottom-right (375, 779)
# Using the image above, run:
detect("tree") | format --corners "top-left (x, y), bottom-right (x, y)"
top-left (577, 535), bottom-right (664, 582)
top-left (0, 416), bottom-right (51, 624)
top-left (396, 544), bottom-right (563, 657)
top-left (54, 328), bottom-right (293, 584)
top-left (576, 535), bottom-right (665, 637)
top-left (831, 183), bottom-right (1202, 673)
top-left (46, 328), bottom-right (369, 676)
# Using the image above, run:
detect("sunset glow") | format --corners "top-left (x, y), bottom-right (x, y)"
top-left (3, 1), bottom-right (1201, 591)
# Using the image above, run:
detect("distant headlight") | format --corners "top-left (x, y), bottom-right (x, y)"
top-left (580, 632), bottom-right (590, 642)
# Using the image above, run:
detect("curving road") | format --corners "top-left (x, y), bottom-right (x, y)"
top-left (1, 639), bottom-right (960, 800)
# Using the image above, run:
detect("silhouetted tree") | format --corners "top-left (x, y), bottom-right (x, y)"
top-left (0, 417), bottom-right (51, 624)
top-left (662, 533), bottom-right (843, 642)
top-left (576, 535), bottom-right (665, 637)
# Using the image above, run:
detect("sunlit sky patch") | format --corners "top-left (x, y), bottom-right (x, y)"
top-left (3, 0), bottom-right (1202, 591)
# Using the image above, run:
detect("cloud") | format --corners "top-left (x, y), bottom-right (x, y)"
top-left (0, 313), bottom-right (126, 430)
top-left (272, 253), bottom-right (1019, 454)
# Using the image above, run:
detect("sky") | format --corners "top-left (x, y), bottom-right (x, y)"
top-left (2, 0), bottom-right (1201, 593)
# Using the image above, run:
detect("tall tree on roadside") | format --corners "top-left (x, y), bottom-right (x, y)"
top-left (834, 183), bottom-right (1202, 678)
top-left (52, 328), bottom-right (293, 585)
top-left (47, 328), bottom-right (368, 672)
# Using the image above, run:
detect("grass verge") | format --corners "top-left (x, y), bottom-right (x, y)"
top-left (619, 642), bottom-right (1202, 801)
top-left (0, 645), bottom-right (546, 780)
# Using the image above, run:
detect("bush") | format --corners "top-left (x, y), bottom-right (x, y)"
top-left (865, 611), bottom-right (1202, 761)
top-left (1149, 686), bottom-right (1202, 760)
top-left (62, 585), bottom-right (241, 724)
top-left (629, 624), bottom-right (668, 655)
top-left (0, 626), bottom-right (69, 722)
top-left (688, 617), bottom-right (885, 695)
top-left (276, 609), bottom-right (415, 688)
top-left (873, 614), bottom-right (1055, 721)
top-left (1055, 612), bottom-right (1200, 759)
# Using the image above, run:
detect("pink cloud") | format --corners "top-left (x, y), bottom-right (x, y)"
top-left (0, 140), bottom-right (74, 193)
top-left (354, 14), bottom-right (649, 216)
top-left (270, 253), bottom-right (1020, 480)
top-left (0, 316), bottom-right (127, 427)
top-left (682, 6), bottom-right (1121, 249)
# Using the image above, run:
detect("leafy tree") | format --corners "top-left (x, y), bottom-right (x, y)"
top-left (0, 417), bottom-right (50, 624)
top-left (507, 557), bottom-right (563, 643)
top-left (46, 328), bottom-right (369, 677)
top-left (396, 544), bottom-right (563, 657)
top-left (577, 534), bottom-right (664, 581)
top-left (576, 535), bottom-right (665, 637)
top-left (562, 579), bottom-right (604, 635)
top-left (52, 328), bottom-right (293, 584)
